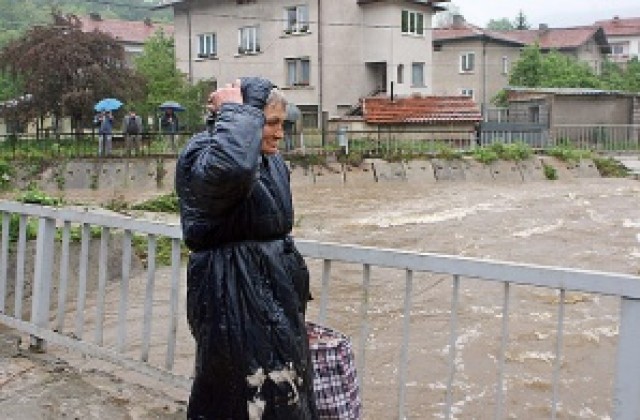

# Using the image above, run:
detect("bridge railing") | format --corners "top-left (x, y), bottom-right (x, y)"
top-left (1, 201), bottom-right (640, 418)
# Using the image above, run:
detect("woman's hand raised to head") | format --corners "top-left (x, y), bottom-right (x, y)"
top-left (207, 79), bottom-right (243, 114)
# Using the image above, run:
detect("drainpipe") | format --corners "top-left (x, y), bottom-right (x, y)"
top-left (317, 0), bottom-right (324, 146)
top-left (482, 36), bottom-right (487, 118)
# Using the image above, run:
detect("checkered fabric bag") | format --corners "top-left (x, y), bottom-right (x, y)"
top-left (306, 321), bottom-right (362, 419)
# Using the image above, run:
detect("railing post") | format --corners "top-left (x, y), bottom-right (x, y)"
top-left (30, 216), bottom-right (56, 352)
top-left (613, 297), bottom-right (640, 420)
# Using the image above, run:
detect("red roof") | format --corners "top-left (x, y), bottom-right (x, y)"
top-left (362, 96), bottom-right (481, 125)
top-left (498, 27), bottom-right (603, 50)
top-left (594, 17), bottom-right (640, 36)
top-left (435, 20), bottom-right (605, 50)
top-left (79, 16), bottom-right (174, 44)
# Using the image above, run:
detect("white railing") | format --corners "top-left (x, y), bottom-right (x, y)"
top-left (1, 201), bottom-right (640, 418)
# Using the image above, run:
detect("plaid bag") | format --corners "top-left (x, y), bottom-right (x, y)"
top-left (306, 321), bottom-right (362, 419)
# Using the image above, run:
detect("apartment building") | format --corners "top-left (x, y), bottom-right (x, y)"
top-left (155, 0), bottom-right (448, 127)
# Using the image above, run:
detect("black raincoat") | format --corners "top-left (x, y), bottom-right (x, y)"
top-left (175, 78), bottom-right (317, 420)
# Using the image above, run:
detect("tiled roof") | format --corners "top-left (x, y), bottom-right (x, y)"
top-left (362, 96), bottom-right (481, 125)
top-left (497, 27), bottom-right (602, 50)
top-left (435, 20), bottom-right (604, 50)
top-left (594, 17), bottom-right (640, 36)
top-left (78, 16), bottom-right (174, 44)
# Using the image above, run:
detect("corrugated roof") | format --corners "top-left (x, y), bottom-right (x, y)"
top-left (594, 17), bottom-right (640, 36)
top-left (79, 16), bottom-right (174, 44)
top-left (362, 96), bottom-right (481, 124)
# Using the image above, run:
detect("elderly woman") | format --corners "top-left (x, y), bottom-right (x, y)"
top-left (175, 77), bottom-right (317, 419)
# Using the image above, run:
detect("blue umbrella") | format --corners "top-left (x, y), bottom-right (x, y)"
top-left (159, 101), bottom-right (186, 112)
top-left (94, 98), bottom-right (123, 112)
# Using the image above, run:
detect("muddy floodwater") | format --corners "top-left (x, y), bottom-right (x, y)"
top-left (292, 176), bottom-right (640, 419)
top-left (3, 175), bottom-right (640, 419)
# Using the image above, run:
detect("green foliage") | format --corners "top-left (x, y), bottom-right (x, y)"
top-left (133, 31), bottom-right (215, 131)
top-left (486, 18), bottom-right (514, 30)
top-left (513, 10), bottom-right (530, 30)
top-left (0, 158), bottom-right (15, 189)
top-left (472, 142), bottom-right (532, 163)
top-left (131, 192), bottom-right (180, 213)
top-left (510, 45), bottom-right (600, 88)
top-left (0, 13), bottom-right (147, 129)
top-left (472, 147), bottom-right (499, 164)
top-left (543, 163), bottom-right (558, 180)
top-left (547, 145), bottom-right (591, 162)
top-left (600, 58), bottom-right (640, 93)
top-left (593, 157), bottom-right (630, 178)
top-left (16, 186), bottom-right (63, 206)
top-left (434, 142), bottom-right (463, 160)
top-left (132, 234), bottom-right (188, 267)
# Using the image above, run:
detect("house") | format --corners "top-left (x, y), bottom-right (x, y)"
top-left (433, 15), bottom-right (610, 113)
top-left (594, 16), bottom-right (640, 64)
top-left (79, 13), bottom-right (174, 67)
top-left (153, 0), bottom-right (448, 128)
top-left (327, 94), bottom-right (481, 146)
top-left (500, 87), bottom-right (640, 147)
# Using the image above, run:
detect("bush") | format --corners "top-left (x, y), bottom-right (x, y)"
top-left (548, 145), bottom-right (591, 162)
top-left (543, 164), bottom-right (558, 180)
top-left (593, 157), bottom-right (629, 178)
top-left (131, 192), bottom-right (180, 213)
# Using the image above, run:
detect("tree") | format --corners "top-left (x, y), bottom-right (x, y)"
top-left (509, 44), bottom-right (544, 87)
top-left (600, 58), bottom-right (640, 92)
top-left (0, 13), bottom-right (146, 133)
top-left (134, 30), bottom-right (215, 131)
top-left (509, 45), bottom-right (600, 89)
top-left (486, 18), bottom-right (514, 30)
top-left (513, 10), bottom-right (530, 30)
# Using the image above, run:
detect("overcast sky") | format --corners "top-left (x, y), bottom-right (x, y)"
top-left (446, 0), bottom-right (639, 28)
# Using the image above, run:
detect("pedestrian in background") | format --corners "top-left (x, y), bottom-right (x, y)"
top-left (161, 108), bottom-right (179, 152)
top-left (123, 109), bottom-right (143, 156)
top-left (94, 111), bottom-right (113, 157)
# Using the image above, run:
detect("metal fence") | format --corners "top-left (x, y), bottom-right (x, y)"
top-left (1, 201), bottom-right (640, 418)
top-left (1, 126), bottom-right (640, 160)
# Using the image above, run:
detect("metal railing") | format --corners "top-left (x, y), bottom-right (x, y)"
top-left (552, 124), bottom-right (640, 152)
top-left (1, 201), bottom-right (640, 418)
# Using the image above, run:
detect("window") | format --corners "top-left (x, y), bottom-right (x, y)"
top-left (411, 62), bottom-right (424, 86)
top-left (611, 43), bottom-right (625, 55)
top-left (284, 5), bottom-right (309, 33)
top-left (286, 58), bottom-right (310, 86)
top-left (197, 33), bottom-right (216, 58)
top-left (460, 88), bottom-right (474, 99)
top-left (298, 105), bottom-right (318, 128)
top-left (460, 52), bottom-right (475, 72)
top-left (401, 10), bottom-right (424, 36)
top-left (237, 0), bottom-right (256, 4)
top-left (529, 106), bottom-right (540, 124)
top-left (238, 26), bottom-right (260, 54)
top-left (397, 64), bottom-right (404, 84)
top-left (501, 56), bottom-right (509, 75)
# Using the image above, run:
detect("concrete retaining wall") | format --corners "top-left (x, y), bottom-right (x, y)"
top-left (16, 156), bottom-right (602, 194)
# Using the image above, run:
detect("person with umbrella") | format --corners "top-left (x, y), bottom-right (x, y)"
top-left (159, 101), bottom-right (183, 152)
top-left (93, 110), bottom-right (114, 156)
top-left (94, 98), bottom-right (122, 157)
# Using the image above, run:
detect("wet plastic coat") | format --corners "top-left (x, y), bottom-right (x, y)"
top-left (175, 78), bottom-right (317, 420)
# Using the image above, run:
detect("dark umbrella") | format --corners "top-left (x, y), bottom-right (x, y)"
top-left (159, 101), bottom-right (186, 112)
top-left (285, 103), bottom-right (301, 122)
top-left (94, 98), bottom-right (123, 112)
